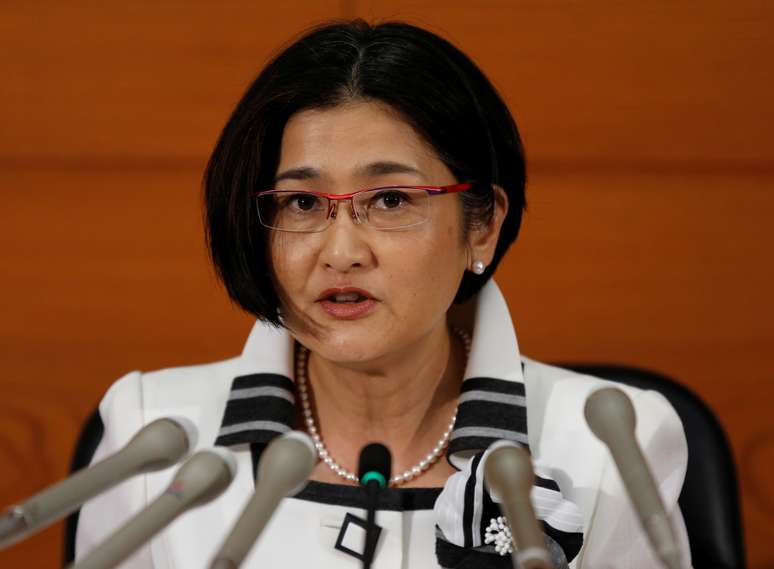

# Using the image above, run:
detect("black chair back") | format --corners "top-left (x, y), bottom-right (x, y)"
top-left (63, 408), bottom-right (104, 566)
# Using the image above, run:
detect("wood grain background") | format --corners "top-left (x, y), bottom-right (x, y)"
top-left (1, 1), bottom-right (772, 567)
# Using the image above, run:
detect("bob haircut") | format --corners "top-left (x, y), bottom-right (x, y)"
top-left (204, 19), bottom-right (526, 326)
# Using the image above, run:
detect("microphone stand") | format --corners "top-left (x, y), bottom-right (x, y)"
top-left (362, 475), bottom-right (382, 569)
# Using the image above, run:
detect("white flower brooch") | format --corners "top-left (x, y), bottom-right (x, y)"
top-left (484, 516), bottom-right (514, 556)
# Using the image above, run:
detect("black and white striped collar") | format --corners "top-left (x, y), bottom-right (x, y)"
top-left (214, 280), bottom-right (529, 462)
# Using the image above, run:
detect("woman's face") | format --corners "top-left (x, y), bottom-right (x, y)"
top-left (269, 100), bottom-right (482, 364)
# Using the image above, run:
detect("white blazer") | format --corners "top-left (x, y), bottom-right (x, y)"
top-left (75, 281), bottom-right (693, 568)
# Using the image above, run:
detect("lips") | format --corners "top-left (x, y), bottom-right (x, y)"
top-left (316, 287), bottom-right (377, 320)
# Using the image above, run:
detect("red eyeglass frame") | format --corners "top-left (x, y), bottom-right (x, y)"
top-left (253, 182), bottom-right (473, 201)
top-left (253, 182), bottom-right (475, 231)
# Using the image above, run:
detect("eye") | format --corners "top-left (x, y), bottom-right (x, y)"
top-left (293, 193), bottom-right (319, 211)
top-left (372, 189), bottom-right (410, 209)
top-left (279, 192), bottom-right (323, 212)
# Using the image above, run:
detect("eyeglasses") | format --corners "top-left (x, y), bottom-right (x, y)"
top-left (254, 182), bottom-right (472, 233)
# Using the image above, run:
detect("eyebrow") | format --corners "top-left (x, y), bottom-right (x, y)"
top-left (273, 167), bottom-right (317, 184)
top-left (363, 161), bottom-right (423, 177)
top-left (273, 161), bottom-right (424, 185)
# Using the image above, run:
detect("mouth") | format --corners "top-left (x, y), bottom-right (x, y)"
top-left (316, 288), bottom-right (377, 320)
top-left (317, 288), bottom-right (375, 303)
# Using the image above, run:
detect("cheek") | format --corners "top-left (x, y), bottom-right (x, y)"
top-left (380, 224), bottom-right (467, 301)
top-left (269, 235), bottom-right (315, 292)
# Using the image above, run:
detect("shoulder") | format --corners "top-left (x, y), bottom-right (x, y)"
top-left (103, 355), bottom-right (243, 402)
top-left (521, 357), bottom-right (685, 445)
top-left (97, 355), bottom-right (245, 449)
top-left (520, 358), bottom-right (688, 541)
top-left (76, 355), bottom-right (248, 564)
top-left (520, 359), bottom-right (692, 568)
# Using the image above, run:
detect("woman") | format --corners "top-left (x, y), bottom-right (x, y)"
top-left (75, 20), bottom-right (691, 568)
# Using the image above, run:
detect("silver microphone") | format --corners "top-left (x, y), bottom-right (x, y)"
top-left (584, 387), bottom-right (682, 569)
top-left (0, 416), bottom-right (197, 550)
top-left (484, 441), bottom-right (553, 569)
top-left (69, 447), bottom-right (237, 569)
top-left (209, 431), bottom-right (316, 569)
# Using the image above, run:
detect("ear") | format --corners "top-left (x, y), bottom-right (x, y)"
top-left (466, 184), bottom-right (509, 272)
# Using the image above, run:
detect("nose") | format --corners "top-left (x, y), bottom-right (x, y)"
top-left (318, 202), bottom-right (373, 273)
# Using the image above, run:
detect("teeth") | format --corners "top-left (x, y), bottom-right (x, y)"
top-left (332, 292), bottom-right (362, 303)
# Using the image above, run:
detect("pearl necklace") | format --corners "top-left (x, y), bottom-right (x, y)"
top-left (295, 328), bottom-right (471, 487)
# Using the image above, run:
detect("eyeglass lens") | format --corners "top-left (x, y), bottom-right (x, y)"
top-left (257, 188), bottom-right (431, 232)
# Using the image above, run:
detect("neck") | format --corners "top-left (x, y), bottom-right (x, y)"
top-left (301, 323), bottom-right (467, 484)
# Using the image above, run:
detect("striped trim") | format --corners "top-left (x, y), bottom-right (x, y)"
top-left (458, 390), bottom-right (526, 407)
top-left (462, 453), bottom-right (484, 548)
top-left (214, 370), bottom-right (532, 462)
top-left (450, 427), bottom-right (529, 444)
top-left (228, 386), bottom-right (294, 403)
top-left (218, 420), bottom-right (291, 437)
top-left (214, 373), bottom-right (295, 447)
top-left (534, 487), bottom-right (585, 534)
top-left (448, 377), bottom-right (529, 459)
top-left (461, 377), bottom-right (526, 396)
top-left (535, 475), bottom-right (561, 492)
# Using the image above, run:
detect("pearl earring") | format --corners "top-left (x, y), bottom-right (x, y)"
top-left (472, 260), bottom-right (486, 275)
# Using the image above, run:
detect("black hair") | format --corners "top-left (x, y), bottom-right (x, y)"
top-left (204, 19), bottom-right (526, 326)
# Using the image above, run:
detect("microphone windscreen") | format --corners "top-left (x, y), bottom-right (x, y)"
top-left (483, 440), bottom-right (533, 500)
top-left (165, 416), bottom-right (199, 453)
top-left (256, 431), bottom-right (316, 497)
top-left (583, 387), bottom-right (683, 569)
top-left (483, 442), bottom-right (552, 569)
top-left (358, 443), bottom-right (392, 487)
top-left (207, 433), bottom-right (315, 568)
top-left (123, 416), bottom-right (198, 471)
top-left (167, 447), bottom-right (238, 508)
top-left (583, 387), bottom-right (636, 445)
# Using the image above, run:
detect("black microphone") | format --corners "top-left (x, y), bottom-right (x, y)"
top-left (358, 443), bottom-right (391, 569)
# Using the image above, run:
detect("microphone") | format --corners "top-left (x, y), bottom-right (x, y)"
top-left (69, 447), bottom-right (237, 569)
top-left (358, 443), bottom-right (391, 569)
top-left (0, 416), bottom-right (197, 550)
top-left (484, 441), bottom-right (553, 569)
top-left (208, 431), bottom-right (316, 569)
top-left (584, 387), bottom-right (682, 569)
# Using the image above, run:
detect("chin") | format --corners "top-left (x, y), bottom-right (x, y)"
top-left (318, 335), bottom-right (385, 364)
top-left (304, 324), bottom-right (395, 365)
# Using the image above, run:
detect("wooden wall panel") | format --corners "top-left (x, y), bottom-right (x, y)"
top-left (359, 0), bottom-right (774, 165)
top-left (0, 1), bottom-right (345, 161)
top-left (510, 169), bottom-right (774, 563)
top-left (351, 5), bottom-right (774, 566)
top-left (0, 3), bottom-right (341, 567)
top-left (1, 1), bottom-right (773, 567)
